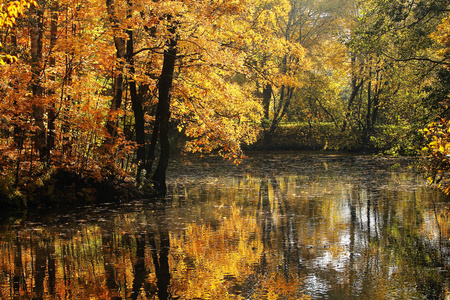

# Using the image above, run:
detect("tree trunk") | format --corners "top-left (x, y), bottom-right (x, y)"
top-left (371, 71), bottom-right (383, 130)
top-left (30, 6), bottom-right (48, 161)
top-left (145, 117), bottom-right (159, 175)
top-left (105, 0), bottom-right (126, 143)
top-left (264, 85), bottom-right (294, 147)
top-left (126, 27), bottom-right (146, 181)
top-left (262, 84), bottom-right (272, 120)
top-left (342, 54), bottom-right (364, 132)
top-left (11, 29), bottom-right (23, 151)
top-left (48, 1), bottom-right (59, 152)
top-left (262, 84), bottom-right (273, 146)
top-left (341, 78), bottom-right (363, 132)
top-left (152, 21), bottom-right (177, 194)
top-left (363, 73), bottom-right (373, 148)
top-left (366, 69), bottom-right (372, 133)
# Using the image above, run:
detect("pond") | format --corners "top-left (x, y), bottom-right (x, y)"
top-left (0, 152), bottom-right (449, 299)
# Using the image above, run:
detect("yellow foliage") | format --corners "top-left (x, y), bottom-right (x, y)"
top-left (0, 0), bottom-right (306, 188)
top-left (431, 16), bottom-right (450, 61)
top-left (423, 118), bottom-right (450, 194)
top-left (0, 0), bottom-right (36, 64)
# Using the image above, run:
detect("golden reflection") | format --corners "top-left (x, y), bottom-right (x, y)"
top-left (170, 206), bottom-right (309, 299)
top-left (0, 205), bottom-right (310, 299)
top-left (0, 155), bottom-right (448, 299)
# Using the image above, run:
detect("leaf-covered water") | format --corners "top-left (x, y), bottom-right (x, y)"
top-left (1, 152), bottom-right (449, 299)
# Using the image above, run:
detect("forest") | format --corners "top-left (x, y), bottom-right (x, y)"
top-left (0, 0), bottom-right (449, 208)
top-left (1, 1), bottom-right (450, 299)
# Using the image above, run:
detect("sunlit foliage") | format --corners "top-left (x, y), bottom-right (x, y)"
top-left (421, 10), bottom-right (450, 194)
top-left (423, 119), bottom-right (450, 194)
top-left (0, 0), bottom-right (284, 201)
top-left (431, 15), bottom-right (450, 63)
top-left (0, 0), bottom-right (36, 64)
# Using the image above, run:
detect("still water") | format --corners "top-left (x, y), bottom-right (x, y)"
top-left (1, 152), bottom-right (449, 299)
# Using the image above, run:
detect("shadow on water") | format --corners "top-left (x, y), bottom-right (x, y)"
top-left (0, 152), bottom-right (450, 299)
top-left (102, 204), bottom-right (171, 300)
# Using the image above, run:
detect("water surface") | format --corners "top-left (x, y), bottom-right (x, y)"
top-left (1, 152), bottom-right (449, 299)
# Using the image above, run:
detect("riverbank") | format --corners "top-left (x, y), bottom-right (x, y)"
top-left (0, 123), bottom-right (423, 211)
top-left (0, 168), bottom-right (146, 211)
top-left (250, 122), bottom-right (421, 155)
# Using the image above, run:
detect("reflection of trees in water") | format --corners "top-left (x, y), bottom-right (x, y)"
top-left (170, 207), bottom-right (264, 298)
top-left (152, 213), bottom-right (171, 300)
top-left (12, 234), bottom-right (26, 298)
top-left (255, 173), bottom-right (450, 299)
top-left (256, 175), bottom-right (308, 297)
top-left (168, 168), bottom-right (450, 299)
top-left (258, 175), bottom-right (300, 273)
top-left (101, 208), bottom-right (171, 300)
top-left (1, 158), bottom-right (449, 299)
top-left (0, 208), bottom-right (173, 300)
top-left (344, 184), bottom-right (449, 299)
top-left (8, 231), bottom-right (57, 300)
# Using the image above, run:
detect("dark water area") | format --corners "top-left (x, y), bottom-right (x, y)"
top-left (1, 152), bottom-right (449, 299)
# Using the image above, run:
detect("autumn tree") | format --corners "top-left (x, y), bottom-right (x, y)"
top-left (335, 0), bottom-right (448, 152)
top-left (423, 12), bottom-right (450, 194)
top-left (239, 0), bottom-right (308, 145)
top-left (0, 0), bottom-right (122, 205)
top-left (288, 0), bottom-right (356, 130)
top-left (0, 0), bottom-right (36, 64)
top-left (0, 0), bottom-right (284, 202)
top-left (98, 0), bottom-right (275, 194)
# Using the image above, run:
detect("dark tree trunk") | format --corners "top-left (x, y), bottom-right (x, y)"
top-left (372, 92), bottom-right (379, 131)
top-left (366, 70), bottom-right (372, 133)
top-left (363, 73), bottom-right (373, 148)
top-left (371, 71), bottom-right (383, 130)
top-left (263, 85), bottom-right (294, 147)
top-left (30, 6), bottom-right (48, 161)
top-left (47, 2), bottom-right (59, 152)
top-left (341, 78), bottom-right (363, 132)
top-left (152, 21), bottom-right (177, 194)
top-left (126, 26), bottom-right (146, 181)
top-left (262, 84), bottom-right (272, 120)
top-left (261, 84), bottom-right (273, 147)
top-left (145, 117), bottom-right (159, 175)
top-left (275, 86), bottom-right (294, 128)
top-left (342, 54), bottom-right (364, 132)
top-left (105, 0), bottom-right (126, 142)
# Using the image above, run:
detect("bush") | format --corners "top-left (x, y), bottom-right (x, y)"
top-left (370, 125), bottom-right (422, 156)
top-left (422, 118), bottom-right (450, 194)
